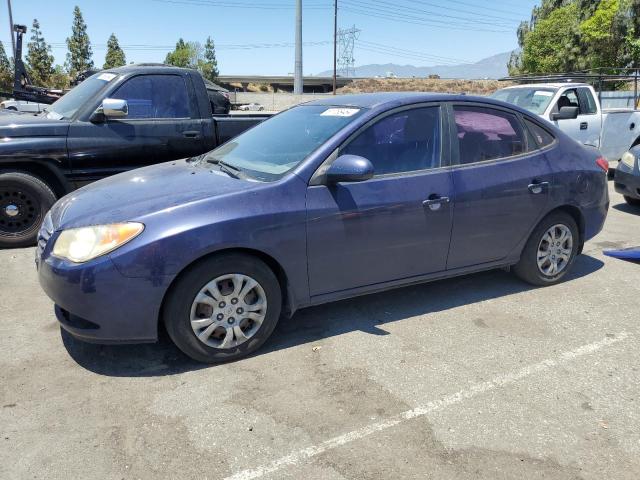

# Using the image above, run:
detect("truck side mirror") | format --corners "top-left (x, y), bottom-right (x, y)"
top-left (551, 106), bottom-right (579, 121)
top-left (91, 98), bottom-right (128, 122)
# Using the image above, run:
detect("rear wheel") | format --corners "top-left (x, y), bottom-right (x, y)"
top-left (163, 254), bottom-right (282, 363)
top-left (624, 195), bottom-right (640, 206)
top-left (0, 171), bottom-right (56, 248)
top-left (513, 212), bottom-right (579, 286)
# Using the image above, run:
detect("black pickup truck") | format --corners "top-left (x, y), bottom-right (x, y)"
top-left (0, 65), bottom-right (269, 247)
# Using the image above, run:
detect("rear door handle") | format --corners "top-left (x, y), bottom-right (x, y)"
top-left (580, 122), bottom-right (588, 130)
top-left (422, 195), bottom-right (450, 211)
top-left (528, 181), bottom-right (550, 194)
top-left (183, 130), bottom-right (201, 138)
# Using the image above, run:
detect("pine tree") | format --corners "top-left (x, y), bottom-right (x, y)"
top-left (0, 41), bottom-right (12, 91)
top-left (200, 36), bottom-right (219, 81)
top-left (65, 6), bottom-right (93, 76)
top-left (103, 33), bottom-right (126, 69)
top-left (26, 19), bottom-right (55, 87)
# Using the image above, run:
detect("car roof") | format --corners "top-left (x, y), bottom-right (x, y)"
top-left (304, 92), bottom-right (536, 116)
top-left (104, 63), bottom-right (193, 76)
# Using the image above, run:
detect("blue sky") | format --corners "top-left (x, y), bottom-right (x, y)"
top-left (4, 0), bottom-right (539, 75)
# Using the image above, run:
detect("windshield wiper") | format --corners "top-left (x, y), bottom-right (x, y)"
top-left (206, 157), bottom-right (243, 179)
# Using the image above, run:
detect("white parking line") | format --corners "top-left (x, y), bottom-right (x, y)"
top-left (225, 332), bottom-right (629, 480)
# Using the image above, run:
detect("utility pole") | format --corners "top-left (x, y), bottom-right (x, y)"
top-left (294, 0), bottom-right (303, 94)
top-left (333, 0), bottom-right (337, 94)
top-left (6, 0), bottom-right (15, 59)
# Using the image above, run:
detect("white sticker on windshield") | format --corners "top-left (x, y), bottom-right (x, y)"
top-left (534, 91), bottom-right (553, 97)
top-left (97, 73), bottom-right (117, 82)
top-left (321, 108), bottom-right (360, 117)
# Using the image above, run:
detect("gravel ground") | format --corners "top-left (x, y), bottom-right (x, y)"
top-left (1, 182), bottom-right (639, 480)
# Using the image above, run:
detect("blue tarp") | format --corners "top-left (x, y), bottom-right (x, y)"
top-left (603, 247), bottom-right (640, 260)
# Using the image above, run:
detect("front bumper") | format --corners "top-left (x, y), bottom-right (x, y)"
top-left (614, 168), bottom-right (640, 200)
top-left (37, 245), bottom-right (172, 344)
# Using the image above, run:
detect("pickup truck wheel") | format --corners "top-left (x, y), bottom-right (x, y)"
top-left (163, 253), bottom-right (282, 363)
top-left (624, 195), bottom-right (640, 206)
top-left (513, 212), bottom-right (579, 287)
top-left (0, 171), bottom-right (56, 248)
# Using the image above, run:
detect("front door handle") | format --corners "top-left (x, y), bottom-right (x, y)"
top-left (183, 130), bottom-right (201, 138)
top-left (580, 122), bottom-right (588, 130)
top-left (528, 181), bottom-right (550, 194)
top-left (422, 195), bottom-right (450, 211)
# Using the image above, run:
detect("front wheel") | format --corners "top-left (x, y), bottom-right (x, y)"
top-left (0, 171), bottom-right (57, 248)
top-left (163, 254), bottom-right (282, 363)
top-left (624, 195), bottom-right (640, 206)
top-left (513, 212), bottom-right (579, 286)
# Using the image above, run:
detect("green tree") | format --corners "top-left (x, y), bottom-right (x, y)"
top-left (103, 33), bottom-right (126, 69)
top-left (199, 36), bottom-right (219, 81)
top-left (164, 38), bottom-right (200, 68)
top-left (26, 19), bottom-right (54, 87)
top-left (519, 3), bottom-right (584, 73)
top-left (65, 6), bottom-right (93, 76)
top-left (49, 65), bottom-right (70, 90)
top-left (0, 41), bottom-right (12, 92)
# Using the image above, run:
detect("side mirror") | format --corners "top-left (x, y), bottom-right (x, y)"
top-left (91, 98), bottom-right (128, 122)
top-left (325, 154), bottom-right (374, 184)
top-left (551, 106), bottom-right (579, 121)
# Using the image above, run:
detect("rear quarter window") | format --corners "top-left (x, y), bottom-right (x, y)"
top-left (524, 118), bottom-right (555, 150)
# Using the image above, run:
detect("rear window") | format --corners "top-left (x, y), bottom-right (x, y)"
top-left (524, 119), bottom-right (555, 149)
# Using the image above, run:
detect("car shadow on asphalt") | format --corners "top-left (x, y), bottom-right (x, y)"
top-left (612, 202), bottom-right (640, 215)
top-left (62, 254), bottom-right (605, 377)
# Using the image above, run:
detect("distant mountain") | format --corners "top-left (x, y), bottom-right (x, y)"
top-left (316, 51), bottom-right (513, 79)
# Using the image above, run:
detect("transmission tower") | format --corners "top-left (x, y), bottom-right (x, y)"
top-left (337, 25), bottom-right (360, 77)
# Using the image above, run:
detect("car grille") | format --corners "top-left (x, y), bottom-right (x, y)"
top-left (37, 211), bottom-right (54, 256)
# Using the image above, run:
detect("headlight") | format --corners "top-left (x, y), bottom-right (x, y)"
top-left (621, 151), bottom-right (636, 168)
top-left (52, 223), bottom-right (144, 263)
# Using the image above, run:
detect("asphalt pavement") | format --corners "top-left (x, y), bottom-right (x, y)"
top-left (1, 182), bottom-right (639, 480)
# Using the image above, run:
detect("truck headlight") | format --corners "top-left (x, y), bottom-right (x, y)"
top-left (621, 151), bottom-right (636, 168)
top-left (52, 223), bottom-right (144, 263)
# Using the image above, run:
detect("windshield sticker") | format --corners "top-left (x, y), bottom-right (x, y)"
top-left (534, 91), bottom-right (553, 97)
top-left (321, 107), bottom-right (360, 117)
top-left (97, 73), bottom-right (117, 82)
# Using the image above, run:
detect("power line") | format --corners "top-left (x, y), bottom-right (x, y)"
top-left (361, 0), bottom-right (516, 27)
top-left (340, 5), bottom-right (512, 33)
top-left (151, 0), bottom-right (332, 9)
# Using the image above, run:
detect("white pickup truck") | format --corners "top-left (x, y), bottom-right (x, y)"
top-left (491, 83), bottom-right (640, 164)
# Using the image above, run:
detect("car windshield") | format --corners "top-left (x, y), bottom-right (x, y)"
top-left (490, 87), bottom-right (557, 115)
top-left (204, 105), bottom-right (365, 181)
top-left (44, 72), bottom-right (118, 120)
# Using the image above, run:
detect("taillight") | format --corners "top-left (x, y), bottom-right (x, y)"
top-left (596, 157), bottom-right (609, 172)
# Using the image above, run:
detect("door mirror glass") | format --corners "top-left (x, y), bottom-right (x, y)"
top-left (102, 98), bottom-right (129, 118)
top-left (551, 105), bottom-right (579, 121)
top-left (325, 155), bottom-right (374, 183)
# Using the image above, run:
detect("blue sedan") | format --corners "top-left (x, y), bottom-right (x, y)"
top-left (36, 93), bottom-right (610, 363)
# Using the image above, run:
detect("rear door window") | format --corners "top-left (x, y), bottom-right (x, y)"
top-left (342, 106), bottom-right (441, 175)
top-left (113, 74), bottom-right (192, 119)
top-left (453, 106), bottom-right (526, 164)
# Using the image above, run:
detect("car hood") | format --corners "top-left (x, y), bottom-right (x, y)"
top-left (0, 113), bottom-right (70, 137)
top-left (50, 159), bottom-right (262, 229)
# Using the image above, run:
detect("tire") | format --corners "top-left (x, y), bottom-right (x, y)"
top-left (513, 211), bottom-right (579, 287)
top-left (0, 171), bottom-right (57, 248)
top-left (163, 253), bottom-right (282, 363)
top-left (624, 195), bottom-right (640, 206)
